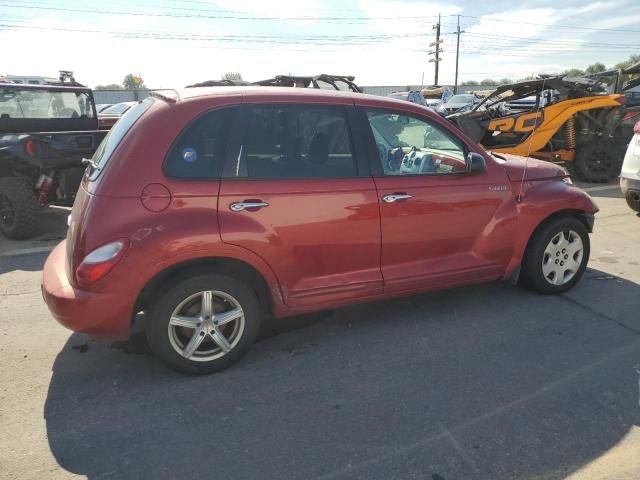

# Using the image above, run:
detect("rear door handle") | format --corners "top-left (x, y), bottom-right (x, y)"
top-left (229, 201), bottom-right (270, 212)
top-left (382, 194), bottom-right (412, 203)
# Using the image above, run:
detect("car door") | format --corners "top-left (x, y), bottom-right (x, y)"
top-left (360, 106), bottom-right (516, 294)
top-left (218, 101), bottom-right (382, 308)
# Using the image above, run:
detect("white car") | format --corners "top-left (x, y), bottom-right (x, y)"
top-left (620, 120), bottom-right (640, 212)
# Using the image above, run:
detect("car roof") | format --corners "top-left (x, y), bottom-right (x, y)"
top-left (164, 86), bottom-right (422, 110)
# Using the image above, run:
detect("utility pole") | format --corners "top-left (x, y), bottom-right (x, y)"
top-left (434, 14), bottom-right (441, 85)
top-left (429, 13), bottom-right (443, 85)
top-left (453, 16), bottom-right (465, 94)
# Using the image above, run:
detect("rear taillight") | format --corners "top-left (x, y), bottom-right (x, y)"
top-left (635, 121), bottom-right (640, 135)
top-left (623, 111), bottom-right (640, 121)
top-left (75, 239), bottom-right (128, 286)
top-left (24, 138), bottom-right (37, 156)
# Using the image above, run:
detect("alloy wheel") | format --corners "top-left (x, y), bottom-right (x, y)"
top-left (167, 290), bottom-right (245, 362)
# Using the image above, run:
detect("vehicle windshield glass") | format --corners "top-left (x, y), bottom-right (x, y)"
top-left (101, 103), bottom-right (132, 114)
top-left (0, 88), bottom-right (95, 119)
top-left (368, 112), bottom-right (462, 152)
top-left (447, 95), bottom-right (473, 105)
top-left (88, 99), bottom-right (152, 180)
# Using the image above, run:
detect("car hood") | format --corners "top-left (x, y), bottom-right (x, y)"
top-left (494, 152), bottom-right (568, 181)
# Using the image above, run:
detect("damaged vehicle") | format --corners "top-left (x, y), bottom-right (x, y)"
top-left (252, 74), bottom-right (363, 92)
top-left (420, 85), bottom-right (453, 109)
top-left (448, 75), bottom-right (627, 182)
top-left (0, 81), bottom-right (106, 239)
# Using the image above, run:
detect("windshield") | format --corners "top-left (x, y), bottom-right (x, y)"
top-left (447, 95), bottom-right (474, 105)
top-left (88, 99), bottom-right (152, 180)
top-left (0, 88), bottom-right (94, 119)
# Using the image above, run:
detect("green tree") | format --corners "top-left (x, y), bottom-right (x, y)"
top-left (585, 62), bottom-right (606, 75)
top-left (222, 72), bottom-right (243, 81)
top-left (95, 83), bottom-right (123, 90)
top-left (499, 78), bottom-right (513, 85)
top-left (123, 74), bottom-right (145, 90)
top-left (480, 78), bottom-right (497, 86)
top-left (563, 68), bottom-right (585, 78)
top-left (462, 80), bottom-right (479, 86)
top-left (614, 54), bottom-right (640, 71)
top-left (614, 54), bottom-right (640, 83)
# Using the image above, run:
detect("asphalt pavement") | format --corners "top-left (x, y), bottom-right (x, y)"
top-left (0, 184), bottom-right (639, 480)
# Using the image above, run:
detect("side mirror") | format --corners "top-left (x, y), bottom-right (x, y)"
top-left (466, 152), bottom-right (487, 174)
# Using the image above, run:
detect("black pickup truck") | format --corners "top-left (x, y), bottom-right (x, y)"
top-left (0, 82), bottom-right (107, 239)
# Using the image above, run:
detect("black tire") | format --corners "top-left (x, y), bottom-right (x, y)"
top-left (624, 189), bottom-right (640, 213)
top-left (145, 273), bottom-right (262, 375)
top-left (0, 177), bottom-right (38, 240)
top-left (573, 140), bottom-right (622, 183)
top-left (520, 217), bottom-right (590, 294)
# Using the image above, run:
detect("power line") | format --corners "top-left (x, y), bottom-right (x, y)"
top-left (462, 32), bottom-right (640, 48)
top-left (0, 21), bottom-right (437, 44)
top-left (458, 14), bottom-right (640, 33)
top-left (0, 1), bottom-right (454, 22)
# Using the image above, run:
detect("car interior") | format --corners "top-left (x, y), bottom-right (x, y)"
top-left (239, 105), bottom-right (357, 179)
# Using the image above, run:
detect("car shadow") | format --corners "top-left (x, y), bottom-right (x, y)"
top-left (44, 269), bottom-right (640, 480)
top-left (0, 251), bottom-right (48, 274)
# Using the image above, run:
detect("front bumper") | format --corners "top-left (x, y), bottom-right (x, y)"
top-left (42, 241), bottom-right (133, 339)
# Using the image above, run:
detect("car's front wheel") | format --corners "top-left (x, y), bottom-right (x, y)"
top-left (146, 273), bottom-right (262, 374)
top-left (521, 217), bottom-right (590, 294)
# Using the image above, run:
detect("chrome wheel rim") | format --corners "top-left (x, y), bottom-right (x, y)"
top-left (541, 230), bottom-right (584, 286)
top-left (168, 290), bottom-right (245, 362)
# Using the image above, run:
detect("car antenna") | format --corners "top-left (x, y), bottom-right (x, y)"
top-left (517, 76), bottom-right (547, 203)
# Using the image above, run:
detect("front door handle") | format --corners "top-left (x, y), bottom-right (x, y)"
top-left (382, 193), bottom-right (412, 203)
top-left (229, 201), bottom-right (270, 212)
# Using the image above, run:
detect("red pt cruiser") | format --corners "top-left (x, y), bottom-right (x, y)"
top-left (42, 87), bottom-right (598, 374)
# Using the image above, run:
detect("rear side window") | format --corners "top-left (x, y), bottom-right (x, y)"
top-left (89, 98), bottom-right (152, 181)
top-left (230, 104), bottom-right (356, 179)
top-left (165, 106), bottom-right (237, 179)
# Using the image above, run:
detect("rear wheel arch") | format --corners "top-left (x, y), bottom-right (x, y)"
top-left (134, 256), bottom-right (274, 325)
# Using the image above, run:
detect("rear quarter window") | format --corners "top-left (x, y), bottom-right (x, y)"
top-left (89, 98), bottom-right (153, 181)
top-left (164, 106), bottom-right (237, 179)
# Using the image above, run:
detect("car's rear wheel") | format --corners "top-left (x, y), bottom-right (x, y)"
top-left (521, 217), bottom-right (590, 294)
top-left (0, 177), bottom-right (38, 240)
top-left (146, 273), bottom-right (262, 374)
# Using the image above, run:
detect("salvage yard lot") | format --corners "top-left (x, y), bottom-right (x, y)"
top-left (0, 184), bottom-right (639, 479)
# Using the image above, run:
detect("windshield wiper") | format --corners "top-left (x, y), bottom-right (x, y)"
top-left (489, 151), bottom-right (507, 160)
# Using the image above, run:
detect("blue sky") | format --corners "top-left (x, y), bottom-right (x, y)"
top-left (1, 0), bottom-right (639, 88)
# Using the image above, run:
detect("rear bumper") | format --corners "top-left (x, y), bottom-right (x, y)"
top-left (620, 177), bottom-right (640, 212)
top-left (620, 176), bottom-right (640, 194)
top-left (42, 241), bottom-right (132, 339)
